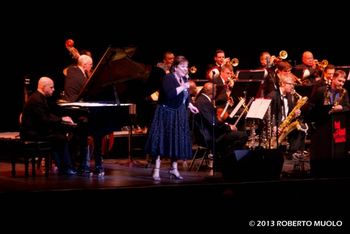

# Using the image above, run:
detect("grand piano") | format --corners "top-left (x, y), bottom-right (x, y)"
top-left (58, 47), bottom-right (152, 170)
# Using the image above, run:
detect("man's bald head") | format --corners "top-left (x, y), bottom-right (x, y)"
top-left (38, 77), bottom-right (55, 97)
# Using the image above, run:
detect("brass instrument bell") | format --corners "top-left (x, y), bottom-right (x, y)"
top-left (230, 58), bottom-right (239, 67)
top-left (189, 66), bottom-right (197, 74)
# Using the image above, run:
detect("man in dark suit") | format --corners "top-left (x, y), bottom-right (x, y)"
top-left (63, 54), bottom-right (94, 176)
top-left (20, 77), bottom-right (76, 175)
top-left (304, 70), bottom-right (350, 177)
top-left (64, 54), bottom-right (93, 102)
top-left (194, 82), bottom-right (247, 168)
top-left (266, 74), bottom-right (306, 157)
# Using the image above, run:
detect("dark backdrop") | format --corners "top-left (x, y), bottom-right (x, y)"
top-left (1, 2), bottom-right (349, 131)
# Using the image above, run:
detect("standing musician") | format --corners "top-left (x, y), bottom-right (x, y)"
top-left (303, 70), bottom-right (350, 177)
top-left (258, 51), bottom-right (273, 79)
top-left (305, 69), bottom-right (350, 118)
top-left (156, 51), bottom-right (175, 74)
top-left (311, 64), bottom-right (335, 92)
top-left (64, 55), bottom-right (93, 102)
top-left (294, 51), bottom-right (322, 85)
top-left (62, 54), bottom-right (95, 176)
top-left (263, 61), bottom-right (293, 97)
top-left (206, 49), bottom-right (230, 81)
top-left (213, 63), bottom-right (234, 114)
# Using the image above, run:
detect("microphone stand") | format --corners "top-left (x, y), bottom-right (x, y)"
top-left (211, 71), bottom-right (216, 171)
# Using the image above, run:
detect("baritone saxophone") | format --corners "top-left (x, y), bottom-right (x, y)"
top-left (271, 90), bottom-right (308, 148)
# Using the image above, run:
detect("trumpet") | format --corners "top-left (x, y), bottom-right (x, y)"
top-left (189, 66), bottom-right (197, 74)
top-left (230, 58), bottom-right (239, 67)
top-left (271, 50), bottom-right (288, 65)
top-left (314, 59), bottom-right (328, 69)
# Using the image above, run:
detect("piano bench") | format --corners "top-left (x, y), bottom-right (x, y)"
top-left (11, 141), bottom-right (52, 177)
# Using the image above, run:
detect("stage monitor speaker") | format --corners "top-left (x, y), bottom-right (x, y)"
top-left (220, 148), bottom-right (284, 181)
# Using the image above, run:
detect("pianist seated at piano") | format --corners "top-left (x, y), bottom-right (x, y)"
top-left (20, 77), bottom-right (77, 175)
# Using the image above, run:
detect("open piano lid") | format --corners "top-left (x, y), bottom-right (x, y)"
top-left (77, 47), bottom-right (149, 103)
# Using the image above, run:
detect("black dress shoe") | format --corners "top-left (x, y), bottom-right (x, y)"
top-left (94, 166), bottom-right (105, 176)
top-left (78, 168), bottom-right (92, 177)
top-left (59, 168), bottom-right (77, 176)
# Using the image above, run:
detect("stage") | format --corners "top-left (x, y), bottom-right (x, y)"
top-left (0, 157), bottom-right (349, 233)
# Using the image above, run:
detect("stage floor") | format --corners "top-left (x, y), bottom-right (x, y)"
top-left (0, 157), bottom-right (349, 233)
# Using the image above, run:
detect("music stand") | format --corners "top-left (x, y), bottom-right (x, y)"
top-left (236, 69), bottom-right (265, 81)
top-left (231, 80), bottom-right (262, 99)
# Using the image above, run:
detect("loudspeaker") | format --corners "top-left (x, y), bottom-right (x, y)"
top-left (220, 148), bottom-right (284, 181)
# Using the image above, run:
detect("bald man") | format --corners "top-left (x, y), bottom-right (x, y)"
top-left (64, 54), bottom-right (93, 102)
top-left (21, 77), bottom-right (76, 175)
top-left (194, 82), bottom-right (248, 167)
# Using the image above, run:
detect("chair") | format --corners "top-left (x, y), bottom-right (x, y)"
top-left (12, 140), bottom-right (52, 177)
top-left (188, 113), bottom-right (212, 172)
top-left (11, 113), bottom-right (53, 177)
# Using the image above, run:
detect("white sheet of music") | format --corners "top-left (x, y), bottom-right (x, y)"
top-left (229, 98), bottom-right (246, 118)
top-left (246, 98), bottom-right (271, 119)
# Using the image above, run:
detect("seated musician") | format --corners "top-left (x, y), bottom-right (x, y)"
top-left (20, 77), bottom-right (76, 175)
top-left (194, 82), bottom-right (248, 169)
top-left (266, 74), bottom-right (307, 159)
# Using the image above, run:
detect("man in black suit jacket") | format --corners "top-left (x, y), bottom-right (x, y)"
top-left (63, 54), bottom-right (94, 176)
top-left (266, 74), bottom-right (306, 156)
top-left (194, 82), bottom-right (247, 167)
top-left (64, 54), bottom-right (93, 102)
top-left (21, 77), bottom-right (76, 175)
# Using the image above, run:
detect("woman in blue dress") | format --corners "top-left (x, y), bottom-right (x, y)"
top-left (145, 56), bottom-right (199, 181)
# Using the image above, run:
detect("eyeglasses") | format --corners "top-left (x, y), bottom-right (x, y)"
top-left (285, 82), bottom-right (295, 86)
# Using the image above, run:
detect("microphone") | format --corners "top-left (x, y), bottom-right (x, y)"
top-left (184, 74), bottom-right (189, 82)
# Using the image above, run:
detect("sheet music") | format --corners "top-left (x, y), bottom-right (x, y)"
top-left (229, 98), bottom-right (246, 118)
top-left (246, 98), bottom-right (271, 119)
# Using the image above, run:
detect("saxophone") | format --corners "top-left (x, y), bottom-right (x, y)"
top-left (329, 88), bottom-right (347, 114)
top-left (271, 90), bottom-right (308, 148)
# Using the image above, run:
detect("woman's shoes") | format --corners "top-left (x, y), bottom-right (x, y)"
top-left (169, 168), bottom-right (183, 180)
top-left (152, 168), bottom-right (161, 181)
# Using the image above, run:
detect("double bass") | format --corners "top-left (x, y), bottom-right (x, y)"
top-left (63, 39), bottom-right (93, 78)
